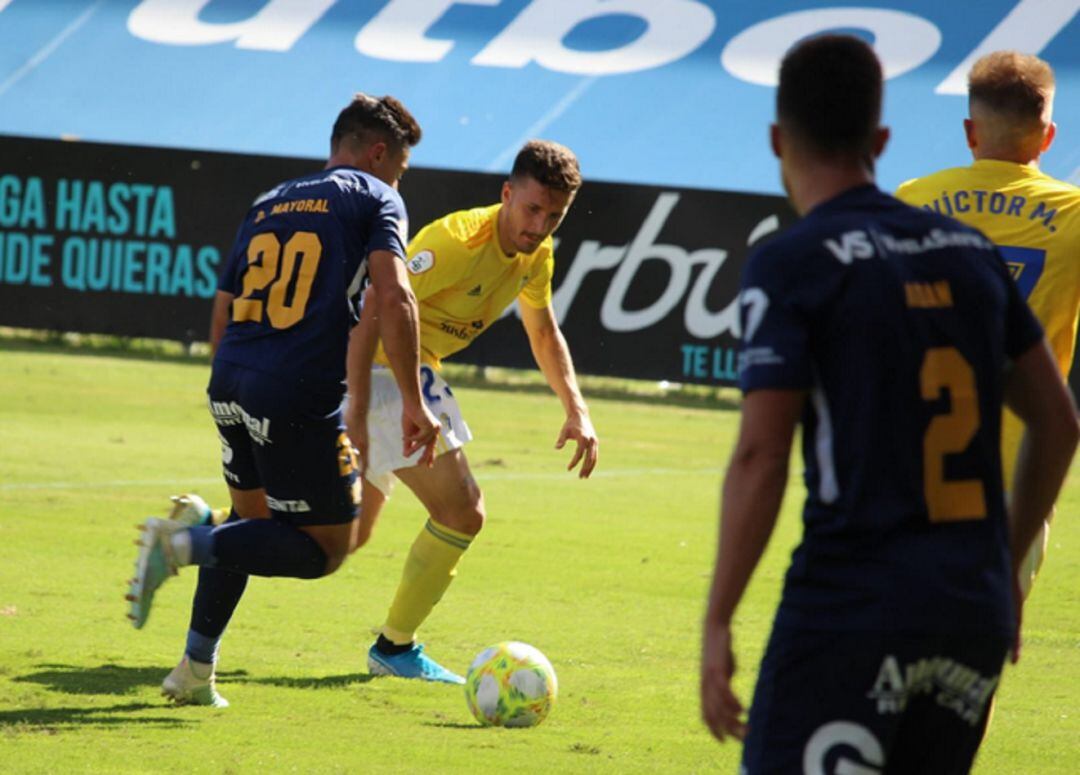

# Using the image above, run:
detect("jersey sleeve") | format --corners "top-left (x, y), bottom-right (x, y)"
top-left (737, 242), bottom-right (814, 393)
top-left (518, 244), bottom-right (554, 309)
top-left (217, 222), bottom-right (250, 295)
top-left (403, 217), bottom-right (466, 302)
top-left (367, 188), bottom-right (409, 261)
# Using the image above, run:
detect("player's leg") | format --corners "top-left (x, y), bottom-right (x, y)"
top-left (350, 477), bottom-right (389, 553)
top-left (156, 419), bottom-right (269, 707)
top-left (368, 449), bottom-right (482, 684)
top-left (129, 371), bottom-right (355, 628)
top-left (361, 364), bottom-right (476, 682)
top-left (741, 627), bottom-right (897, 774)
top-left (177, 425), bottom-right (359, 578)
top-left (884, 634), bottom-right (1008, 774)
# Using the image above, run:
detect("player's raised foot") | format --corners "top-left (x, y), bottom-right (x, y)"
top-left (367, 642), bottom-right (465, 684)
top-left (126, 517), bottom-right (182, 629)
top-left (162, 656), bottom-right (229, 708)
top-left (167, 494), bottom-right (213, 527)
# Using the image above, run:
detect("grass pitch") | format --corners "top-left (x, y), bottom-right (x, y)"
top-left (0, 341), bottom-right (1076, 773)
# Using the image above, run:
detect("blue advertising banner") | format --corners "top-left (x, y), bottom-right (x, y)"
top-left (0, 1), bottom-right (1077, 194)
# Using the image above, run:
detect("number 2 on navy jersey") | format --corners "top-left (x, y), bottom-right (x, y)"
top-left (233, 231), bottom-right (323, 329)
top-left (920, 347), bottom-right (987, 522)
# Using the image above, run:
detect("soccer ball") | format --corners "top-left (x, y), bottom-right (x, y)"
top-left (464, 641), bottom-right (558, 728)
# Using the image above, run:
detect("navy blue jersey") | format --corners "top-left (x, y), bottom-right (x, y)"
top-left (215, 166), bottom-right (407, 391)
top-left (738, 185), bottom-right (1042, 636)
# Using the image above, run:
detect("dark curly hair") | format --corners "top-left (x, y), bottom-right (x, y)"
top-left (331, 93), bottom-right (422, 154)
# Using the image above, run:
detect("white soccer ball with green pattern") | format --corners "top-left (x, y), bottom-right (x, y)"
top-left (464, 641), bottom-right (558, 727)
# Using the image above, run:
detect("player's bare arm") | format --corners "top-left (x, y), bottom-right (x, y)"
top-left (209, 290), bottom-right (233, 356)
top-left (701, 388), bottom-right (803, 743)
top-left (368, 248), bottom-right (439, 466)
top-left (520, 302), bottom-right (598, 478)
top-left (1002, 339), bottom-right (1079, 660)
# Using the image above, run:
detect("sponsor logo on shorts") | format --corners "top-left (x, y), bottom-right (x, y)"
top-left (219, 434), bottom-right (234, 465)
top-left (266, 496), bottom-right (311, 513)
top-left (208, 399), bottom-right (272, 446)
top-left (804, 721), bottom-right (883, 775)
top-left (867, 655), bottom-right (999, 726)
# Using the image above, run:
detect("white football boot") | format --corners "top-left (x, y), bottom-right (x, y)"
top-left (162, 656), bottom-right (229, 708)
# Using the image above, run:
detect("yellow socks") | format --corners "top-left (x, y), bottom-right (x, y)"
top-left (381, 518), bottom-right (473, 645)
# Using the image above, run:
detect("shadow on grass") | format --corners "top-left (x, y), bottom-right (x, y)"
top-left (236, 673), bottom-right (375, 690)
top-left (0, 702), bottom-right (193, 731)
top-left (423, 720), bottom-right (486, 730)
top-left (13, 663), bottom-right (248, 696)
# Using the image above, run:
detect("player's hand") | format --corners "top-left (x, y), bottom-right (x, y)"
top-left (402, 401), bottom-right (439, 468)
top-left (344, 399), bottom-right (369, 475)
top-left (556, 412), bottom-right (598, 478)
top-left (701, 621), bottom-right (746, 742)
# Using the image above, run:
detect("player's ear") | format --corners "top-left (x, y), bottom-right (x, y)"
top-left (1041, 122), bottom-right (1056, 153)
top-left (501, 180), bottom-right (513, 205)
top-left (368, 141), bottom-right (388, 167)
top-left (963, 118), bottom-right (977, 151)
top-left (872, 126), bottom-right (890, 159)
top-left (769, 123), bottom-right (782, 159)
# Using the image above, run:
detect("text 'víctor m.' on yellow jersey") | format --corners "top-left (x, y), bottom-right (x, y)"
top-left (897, 158), bottom-right (1080, 486)
top-left (374, 203), bottom-right (555, 370)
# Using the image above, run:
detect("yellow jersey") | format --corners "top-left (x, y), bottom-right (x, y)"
top-left (897, 159), bottom-right (1080, 486)
top-left (375, 203), bottom-right (554, 369)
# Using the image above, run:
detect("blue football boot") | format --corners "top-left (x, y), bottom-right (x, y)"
top-left (367, 642), bottom-right (465, 684)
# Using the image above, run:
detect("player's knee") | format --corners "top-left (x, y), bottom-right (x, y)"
top-left (350, 521), bottom-right (375, 553)
top-left (442, 501), bottom-right (485, 537)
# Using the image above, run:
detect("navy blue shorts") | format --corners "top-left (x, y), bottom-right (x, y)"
top-left (207, 360), bottom-right (360, 525)
top-left (741, 626), bottom-right (1008, 774)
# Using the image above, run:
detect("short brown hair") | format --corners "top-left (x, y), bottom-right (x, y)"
top-left (331, 93), bottom-right (422, 154)
top-left (510, 140), bottom-right (582, 193)
top-left (968, 51), bottom-right (1055, 130)
top-left (777, 35), bottom-right (882, 160)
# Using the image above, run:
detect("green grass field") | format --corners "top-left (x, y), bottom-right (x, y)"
top-left (0, 341), bottom-right (1077, 773)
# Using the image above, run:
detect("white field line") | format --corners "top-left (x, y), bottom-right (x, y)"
top-left (0, 466), bottom-right (717, 492)
top-left (0, 0), bottom-right (103, 98)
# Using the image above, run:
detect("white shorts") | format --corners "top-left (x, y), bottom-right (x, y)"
top-left (363, 365), bottom-right (472, 496)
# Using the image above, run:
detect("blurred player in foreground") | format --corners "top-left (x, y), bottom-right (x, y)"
top-left (897, 50), bottom-right (1080, 598)
top-left (356, 140), bottom-right (599, 683)
top-left (700, 36), bottom-right (1078, 773)
top-left (127, 94), bottom-right (438, 707)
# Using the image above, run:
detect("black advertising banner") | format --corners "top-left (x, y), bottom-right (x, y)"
top-left (0, 135), bottom-right (321, 342)
top-left (0, 134), bottom-right (796, 384)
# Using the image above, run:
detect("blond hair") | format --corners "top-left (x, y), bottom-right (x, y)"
top-left (969, 51), bottom-right (1054, 141)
